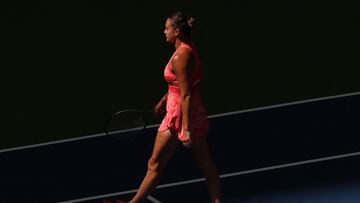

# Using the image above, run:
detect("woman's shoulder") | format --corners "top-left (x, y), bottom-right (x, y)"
top-left (177, 43), bottom-right (197, 58)
top-left (180, 42), bottom-right (196, 52)
top-left (172, 49), bottom-right (191, 66)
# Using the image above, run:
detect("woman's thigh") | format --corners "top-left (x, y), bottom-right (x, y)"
top-left (190, 136), bottom-right (215, 168)
top-left (150, 129), bottom-right (179, 164)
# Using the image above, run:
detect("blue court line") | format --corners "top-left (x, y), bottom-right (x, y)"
top-left (57, 151), bottom-right (360, 203)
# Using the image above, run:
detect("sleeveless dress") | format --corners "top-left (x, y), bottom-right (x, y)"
top-left (158, 42), bottom-right (209, 141)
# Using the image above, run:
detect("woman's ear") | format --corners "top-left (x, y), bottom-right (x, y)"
top-left (174, 28), bottom-right (180, 37)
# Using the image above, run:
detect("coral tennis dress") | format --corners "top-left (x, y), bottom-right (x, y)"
top-left (158, 42), bottom-right (209, 141)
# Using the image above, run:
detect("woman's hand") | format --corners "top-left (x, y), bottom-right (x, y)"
top-left (181, 129), bottom-right (192, 148)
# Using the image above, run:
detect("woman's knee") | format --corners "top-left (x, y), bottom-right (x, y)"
top-left (147, 130), bottom-right (178, 173)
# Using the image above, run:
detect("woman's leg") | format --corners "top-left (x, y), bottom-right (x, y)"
top-left (129, 129), bottom-right (178, 203)
top-left (191, 137), bottom-right (221, 203)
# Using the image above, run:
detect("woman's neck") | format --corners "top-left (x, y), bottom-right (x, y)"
top-left (175, 38), bottom-right (191, 50)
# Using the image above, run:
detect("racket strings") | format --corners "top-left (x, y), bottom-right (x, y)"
top-left (105, 110), bottom-right (157, 142)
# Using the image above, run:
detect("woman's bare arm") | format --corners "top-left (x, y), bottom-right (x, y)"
top-left (172, 48), bottom-right (194, 133)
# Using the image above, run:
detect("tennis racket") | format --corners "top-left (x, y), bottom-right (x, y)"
top-left (104, 109), bottom-right (157, 142)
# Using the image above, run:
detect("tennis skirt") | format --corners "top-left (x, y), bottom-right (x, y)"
top-left (158, 89), bottom-right (209, 141)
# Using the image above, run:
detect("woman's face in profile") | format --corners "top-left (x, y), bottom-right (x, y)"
top-left (164, 18), bottom-right (177, 43)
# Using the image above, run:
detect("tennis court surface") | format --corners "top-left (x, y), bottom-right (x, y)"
top-left (1, 92), bottom-right (360, 203)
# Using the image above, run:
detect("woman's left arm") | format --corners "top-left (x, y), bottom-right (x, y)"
top-left (172, 48), bottom-right (195, 145)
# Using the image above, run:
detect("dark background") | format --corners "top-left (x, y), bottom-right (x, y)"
top-left (2, 0), bottom-right (359, 149)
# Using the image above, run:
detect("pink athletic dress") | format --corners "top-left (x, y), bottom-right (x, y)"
top-left (158, 42), bottom-right (209, 141)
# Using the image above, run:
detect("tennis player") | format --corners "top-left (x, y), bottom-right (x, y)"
top-left (126, 11), bottom-right (222, 203)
